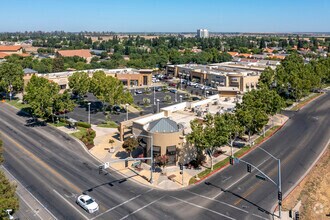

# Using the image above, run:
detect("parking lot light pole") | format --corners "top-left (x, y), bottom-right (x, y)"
top-left (156, 99), bottom-right (160, 113)
top-left (179, 95), bottom-right (183, 103)
top-left (125, 104), bottom-right (129, 121)
top-left (88, 102), bottom-right (91, 124)
top-left (153, 85), bottom-right (156, 105)
top-left (175, 92), bottom-right (178, 102)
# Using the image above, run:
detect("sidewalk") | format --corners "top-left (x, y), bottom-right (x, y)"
top-left (74, 113), bottom-right (288, 189)
top-left (1, 165), bottom-right (56, 220)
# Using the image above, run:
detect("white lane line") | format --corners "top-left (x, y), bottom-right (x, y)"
top-left (90, 188), bottom-right (153, 220)
top-left (252, 213), bottom-right (269, 220)
top-left (212, 157), bottom-right (271, 199)
top-left (52, 189), bottom-right (89, 220)
top-left (185, 190), bottom-right (248, 213)
top-left (120, 196), bottom-right (165, 220)
top-left (16, 191), bottom-right (43, 220)
top-left (1, 165), bottom-right (57, 220)
top-left (170, 196), bottom-right (236, 220)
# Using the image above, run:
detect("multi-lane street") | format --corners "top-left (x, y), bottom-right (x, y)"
top-left (0, 91), bottom-right (329, 220)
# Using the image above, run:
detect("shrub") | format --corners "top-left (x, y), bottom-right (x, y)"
top-left (76, 121), bottom-right (91, 128)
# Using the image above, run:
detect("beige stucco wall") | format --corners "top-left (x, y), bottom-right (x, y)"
top-left (150, 131), bottom-right (183, 156)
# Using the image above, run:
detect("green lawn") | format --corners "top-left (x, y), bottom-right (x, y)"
top-left (71, 127), bottom-right (88, 139)
top-left (48, 121), bottom-right (68, 127)
top-left (291, 93), bottom-right (322, 111)
top-left (97, 121), bottom-right (118, 128)
top-left (189, 125), bottom-right (281, 185)
top-left (6, 99), bottom-right (29, 110)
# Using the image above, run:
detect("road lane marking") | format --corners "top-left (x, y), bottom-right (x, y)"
top-left (252, 213), bottom-right (269, 220)
top-left (212, 157), bottom-right (271, 199)
top-left (90, 188), bottom-right (154, 220)
top-left (1, 130), bottom-right (81, 193)
top-left (185, 190), bottom-right (248, 213)
top-left (53, 189), bottom-right (89, 220)
top-left (1, 165), bottom-right (58, 220)
top-left (170, 196), bottom-right (236, 220)
top-left (120, 196), bottom-right (165, 220)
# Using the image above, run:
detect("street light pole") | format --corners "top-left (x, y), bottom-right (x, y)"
top-left (125, 104), bottom-right (129, 121)
top-left (175, 92), bottom-right (177, 102)
top-left (256, 147), bottom-right (282, 219)
top-left (133, 133), bottom-right (154, 184)
top-left (88, 102), bottom-right (91, 124)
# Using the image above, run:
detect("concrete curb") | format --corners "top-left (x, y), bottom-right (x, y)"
top-left (193, 120), bottom-right (288, 185)
top-left (271, 137), bottom-right (330, 215)
top-left (4, 102), bottom-right (152, 189)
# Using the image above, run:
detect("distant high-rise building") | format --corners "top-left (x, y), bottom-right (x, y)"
top-left (197, 29), bottom-right (209, 38)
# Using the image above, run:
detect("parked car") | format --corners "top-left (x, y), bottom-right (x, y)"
top-left (190, 82), bottom-right (197, 86)
top-left (170, 89), bottom-right (177, 93)
top-left (135, 90), bottom-right (143, 94)
top-left (155, 87), bottom-right (162, 92)
top-left (192, 97), bottom-right (201, 101)
top-left (76, 195), bottom-right (99, 213)
top-left (169, 83), bottom-right (176, 87)
top-left (112, 105), bottom-right (121, 112)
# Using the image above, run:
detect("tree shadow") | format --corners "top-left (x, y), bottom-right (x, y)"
top-left (25, 118), bottom-right (47, 127)
top-left (115, 151), bottom-right (129, 159)
top-left (82, 175), bottom-right (138, 194)
top-left (204, 181), bottom-right (276, 218)
top-left (16, 107), bottom-right (33, 117)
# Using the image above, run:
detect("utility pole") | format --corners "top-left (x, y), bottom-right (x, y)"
top-left (88, 102), bottom-right (91, 124)
top-left (125, 103), bottom-right (129, 121)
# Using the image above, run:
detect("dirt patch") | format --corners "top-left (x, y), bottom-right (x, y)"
top-left (282, 145), bottom-right (330, 219)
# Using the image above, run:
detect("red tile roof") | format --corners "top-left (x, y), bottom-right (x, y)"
top-left (0, 52), bottom-right (9, 58)
top-left (57, 49), bottom-right (92, 58)
top-left (0, 45), bottom-right (22, 52)
top-left (227, 51), bottom-right (239, 57)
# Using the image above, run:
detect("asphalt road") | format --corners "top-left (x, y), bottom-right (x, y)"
top-left (0, 91), bottom-right (329, 220)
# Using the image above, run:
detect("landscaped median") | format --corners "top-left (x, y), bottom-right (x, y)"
top-left (290, 93), bottom-right (324, 111)
top-left (189, 125), bottom-right (281, 185)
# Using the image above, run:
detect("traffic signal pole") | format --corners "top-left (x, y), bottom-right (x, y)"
top-left (235, 146), bottom-right (282, 219)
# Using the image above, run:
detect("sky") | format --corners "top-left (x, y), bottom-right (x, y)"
top-left (1, 0), bottom-right (329, 33)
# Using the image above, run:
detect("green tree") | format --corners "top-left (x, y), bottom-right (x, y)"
top-left (53, 90), bottom-right (75, 116)
top-left (24, 75), bottom-right (60, 118)
top-left (0, 139), bottom-right (19, 218)
top-left (186, 119), bottom-right (207, 166)
top-left (122, 137), bottom-right (139, 157)
top-left (68, 71), bottom-right (90, 98)
top-left (0, 62), bottom-right (24, 93)
top-left (52, 57), bottom-right (65, 72)
top-left (164, 95), bottom-right (171, 103)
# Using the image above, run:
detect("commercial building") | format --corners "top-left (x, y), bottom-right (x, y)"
top-left (197, 29), bottom-right (209, 38)
top-left (166, 60), bottom-right (269, 96)
top-left (132, 117), bottom-right (184, 166)
top-left (0, 45), bottom-right (23, 55)
top-left (24, 68), bottom-right (153, 90)
top-left (56, 49), bottom-right (93, 63)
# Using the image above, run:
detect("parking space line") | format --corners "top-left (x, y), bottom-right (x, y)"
top-left (119, 196), bottom-right (165, 220)
top-left (52, 189), bottom-right (89, 220)
top-left (90, 188), bottom-right (153, 220)
top-left (184, 190), bottom-right (248, 213)
top-left (170, 196), bottom-right (236, 220)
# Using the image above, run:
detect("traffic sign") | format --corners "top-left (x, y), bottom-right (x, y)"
top-left (104, 162), bottom-right (110, 169)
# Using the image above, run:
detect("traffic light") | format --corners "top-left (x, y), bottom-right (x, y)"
top-left (278, 191), bottom-right (282, 201)
top-left (247, 164), bottom-right (252, 173)
top-left (179, 163), bottom-right (183, 170)
top-left (98, 165), bottom-right (103, 174)
top-left (295, 211), bottom-right (299, 220)
top-left (289, 210), bottom-right (292, 218)
top-left (229, 157), bottom-right (234, 165)
top-left (125, 160), bottom-right (128, 168)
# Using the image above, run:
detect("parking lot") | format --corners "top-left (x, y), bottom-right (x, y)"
top-left (66, 87), bottom-right (188, 125)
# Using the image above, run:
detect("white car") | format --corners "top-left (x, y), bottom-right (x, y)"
top-left (76, 195), bottom-right (99, 213)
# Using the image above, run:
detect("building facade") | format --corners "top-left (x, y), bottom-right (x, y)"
top-left (197, 29), bottom-right (209, 38)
